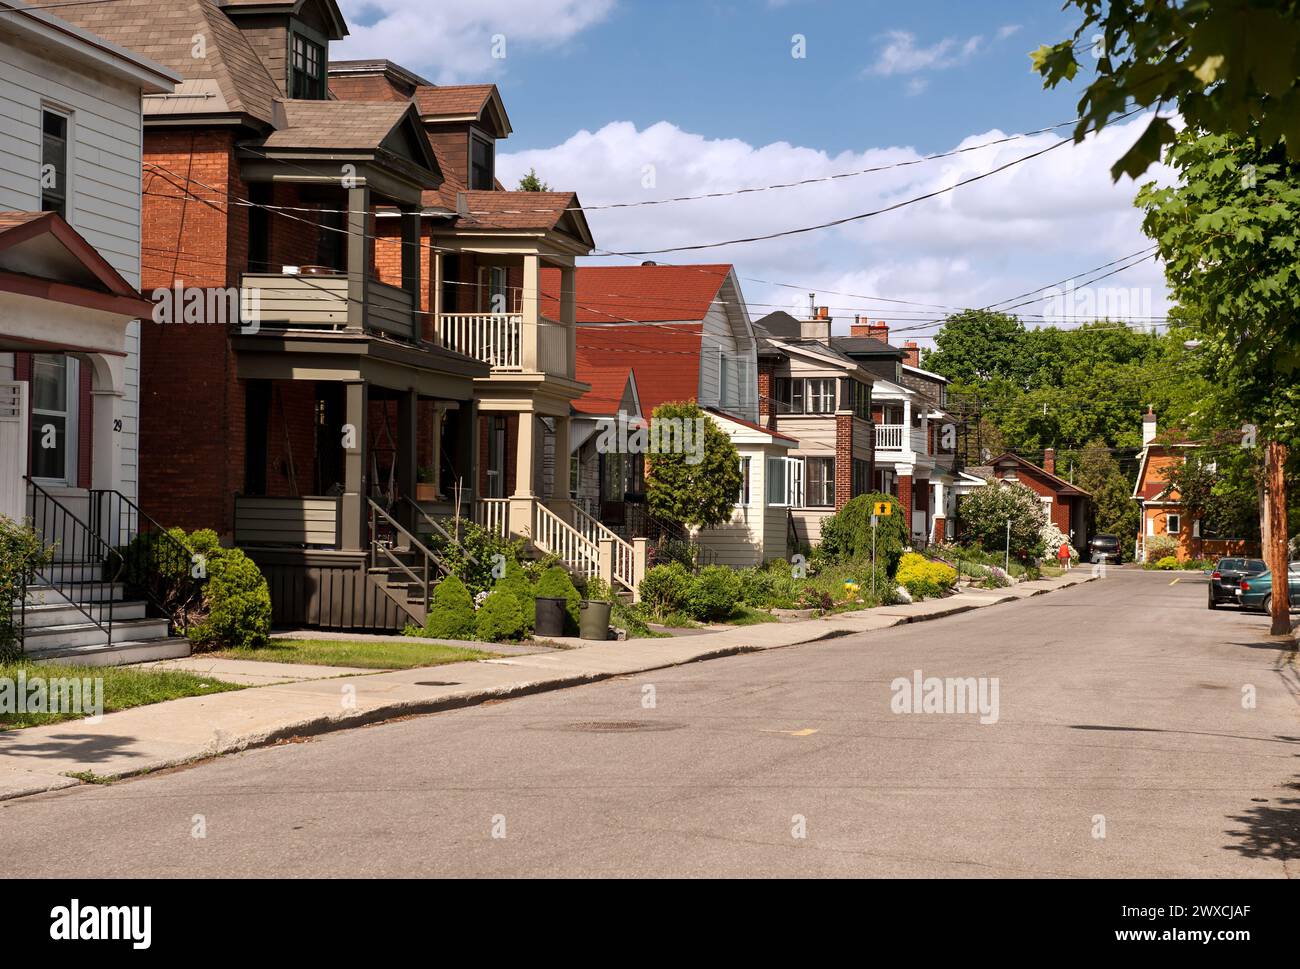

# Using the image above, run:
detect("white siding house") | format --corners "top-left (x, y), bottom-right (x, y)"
top-left (0, 4), bottom-right (176, 505)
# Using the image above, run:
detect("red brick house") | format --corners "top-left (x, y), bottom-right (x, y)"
top-left (959, 451), bottom-right (1090, 544)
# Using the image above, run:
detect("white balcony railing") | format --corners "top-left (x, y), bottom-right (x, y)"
top-left (876, 423), bottom-right (929, 454)
top-left (438, 313), bottom-right (522, 369)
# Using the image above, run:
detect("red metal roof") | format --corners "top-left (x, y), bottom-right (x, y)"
top-left (574, 323), bottom-right (702, 416)
top-left (541, 264), bottom-right (732, 324)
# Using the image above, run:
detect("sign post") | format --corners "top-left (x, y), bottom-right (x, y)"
top-left (871, 501), bottom-right (892, 595)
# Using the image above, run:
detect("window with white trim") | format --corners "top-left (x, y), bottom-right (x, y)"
top-left (806, 378), bottom-right (836, 414)
top-left (805, 457), bottom-right (834, 507)
top-left (766, 456), bottom-right (803, 507)
top-left (1166, 513), bottom-right (1181, 534)
top-left (29, 354), bottom-right (77, 484)
top-left (737, 455), bottom-right (751, 505)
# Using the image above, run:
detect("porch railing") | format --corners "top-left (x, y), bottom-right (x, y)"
top-left (234, 496), bottom-right (342, 547)
top-left (367, 499), bottom-right (450, 613)
top-left (876, 424), bottom-right (906, 449)
top-left (474, 498), bottom-right (510, 539)
top-left (90, 488), bottom-right (200, 636)
top-left (531, 500), bottom-right (601, 581)
top-left (438, 313), bottom-right (522, 369)
top-left (569, 502), bottom-right (636, 592)
top-left (21, 479), bottom-right (125, 650)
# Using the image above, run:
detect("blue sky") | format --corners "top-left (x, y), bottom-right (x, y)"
top-left (489, 0), bottom-right (1084, 155)
top-left (337, 1), bottom-right (1171, 338)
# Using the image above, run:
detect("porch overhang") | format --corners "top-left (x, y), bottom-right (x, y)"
top-left (472, 375), bottom-right (590, 417)
top-left (231, 329), bottom-right (487, 398)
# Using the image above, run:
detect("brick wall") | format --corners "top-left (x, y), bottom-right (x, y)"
top-left (139, 129), bottom-right (247, 538)
top-left (834, 413), bottom-right (852, 511)
top-left (758, 359), bottom-right (774, 424)
top-left (897, 474), bottom-right (913, 531)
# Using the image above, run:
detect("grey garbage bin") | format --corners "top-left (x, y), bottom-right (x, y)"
top-left (578, 599), bottom-right (612, 640)
top-left (534, 597), bottom-right (568, 637)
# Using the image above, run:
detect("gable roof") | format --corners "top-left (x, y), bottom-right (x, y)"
top-left (574, 323), bottom-right (703, 416)
top-left (705, 407), bottom-right (798, 444)
top-left (217, 0), bottom-right (348, 39)
top-left (987, 452), bottom-right (1090, 497)
top-left (57, 0), bottom-right (283, 126)
top-left (458, 191), bottom-right (590, 240)
top-left (0, 211), bottom-right (153, 317)
top-left (541, 264), bottom-right (732, 324)
top-left (413, 83), bottom-right (511, 137)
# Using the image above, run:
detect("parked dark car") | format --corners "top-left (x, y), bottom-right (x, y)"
top-left (1208, 557), bottom-right (1267, 609)
top-left (1087, 534), bottom-right (1122, 564)
top-left (1237, 562), bottom-right (1300, 613)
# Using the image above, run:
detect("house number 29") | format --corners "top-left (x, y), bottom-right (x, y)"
top-left (113, 419), bottom-right (123, 432)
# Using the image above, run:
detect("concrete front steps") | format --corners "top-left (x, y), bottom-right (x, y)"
top-left (19, 579), bottom-right (191, 667)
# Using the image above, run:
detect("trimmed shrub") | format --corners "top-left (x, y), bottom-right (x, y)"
top-left (1155, 555), bottom-right (1181, 571)
top-left (896, 552), bottom-right (958, 600)
top-left (423, 574), bottom-right (477, 640)
top-left (189, 547), bottom-right (271, 651)
top-left (534, 565), bottom-right (581, 634)
top-left (687, 565), bottom-right (743, 621)
top-left (737, 563), bottom-right (800, 609)
top-left (475, 590), bottom-right (529, 642)
top-left (818, 493), bottom-right (909, 574)
top-left (0, 516), bottom-right (51, 661)
top-left (1143, 534), bottom-right (1178, 563)
top-left (493, 557), bottom-right (536, 630)
top-left (638, 561), bottom-right (695, 618)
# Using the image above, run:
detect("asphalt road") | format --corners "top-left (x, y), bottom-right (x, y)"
top-left (3, 570), bottom-right (1297, 877)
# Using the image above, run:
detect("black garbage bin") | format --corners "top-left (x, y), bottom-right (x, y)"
top-left (534, 596), bottom-right (568, 637)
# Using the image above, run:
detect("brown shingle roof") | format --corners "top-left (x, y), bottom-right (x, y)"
top-left (413, 84), bottom-right (496, 118)
top-left (259, 99), bottom-right (415, 150)
top-left (458, 191), bottom-right (577, 230)
top-left (57, 0), bottom-right (282, 124)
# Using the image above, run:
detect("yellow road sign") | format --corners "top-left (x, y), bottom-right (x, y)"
top-left (873, 501), bottom-right (893, 516)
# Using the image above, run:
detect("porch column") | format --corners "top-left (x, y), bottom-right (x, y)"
top-left (430, 403), bottom-right (446, 499)
top-left (82, 354), bottom-right (125, 497)
top-left (508, 408), bottom-right (536, 537)
top-left (932, 480), bottom-right (946, 542)
top-left (341, 380), bottom-right (368, 551)
top-left (896, 465), bottom-right (913, 535)
top-left (346, 184), bottom-right (371, 331)
top-left (432, 251), bottom-right (444, 324)
top-left (400, 206), bottom-right (420, 342)
top-left (397, 388), bottom-right (418, 529)
top-left (521, 253), bottom-right (540, 371)
top-left (560, 264), bottom-right (577, 379)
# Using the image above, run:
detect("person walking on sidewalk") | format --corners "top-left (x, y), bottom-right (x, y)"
top-left (1057, 541), bottom-right (1073, 571)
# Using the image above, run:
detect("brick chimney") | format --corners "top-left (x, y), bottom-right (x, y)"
top-left (901, 340), bottom-right (920, 368)
top-left (850, 316), bottom-right (891, 343)
top-left (1142, 405), bottom-right (1158, 446)
top-left (1043, 447), bottom-right (1056, 475)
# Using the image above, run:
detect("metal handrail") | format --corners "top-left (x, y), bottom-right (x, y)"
top-left (399, 496), bottom-right (479, 567)
top-left (90, 488), bottom-right (200, 635)
top-left (367, 499), bottom-right (448, 610)
top-left (21, 478), bottom-right (126, 650)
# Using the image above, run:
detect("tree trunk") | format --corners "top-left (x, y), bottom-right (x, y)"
top-left (1264, 440), bottom-right (1291, 636)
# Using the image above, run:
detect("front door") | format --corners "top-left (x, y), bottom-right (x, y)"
top-left (28, 354), bottom-right (78, 486)
top-left (0, 381), bottom-right (27, 521)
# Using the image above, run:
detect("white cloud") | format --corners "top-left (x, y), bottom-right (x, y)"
top-left (333, 0), bottom-right (615, 83)
top-left (997, 24), bottom-right (1023, 40)
top-left (866, 29), bottom-right (984, 77)
top-left (499, 113), bottom-right (1175, 340)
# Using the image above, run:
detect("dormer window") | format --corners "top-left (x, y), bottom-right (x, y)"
top-left (290, 32), bottom-right (326, 99)
top-left (470, 132), bottom-right (494, 190)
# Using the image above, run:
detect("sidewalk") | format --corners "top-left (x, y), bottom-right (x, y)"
top-left (0, 573), bottom-right (1095, 800)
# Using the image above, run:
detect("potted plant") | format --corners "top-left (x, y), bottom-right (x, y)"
top-left (415, 465), bottom-right (438, 503)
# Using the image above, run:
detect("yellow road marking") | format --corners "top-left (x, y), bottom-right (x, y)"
top-left (1170, 578), bottom-right (1180, 586)
top-left (761, 728), bottom-right (819, 737)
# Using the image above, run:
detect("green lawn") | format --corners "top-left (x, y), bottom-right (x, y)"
top-left (722, 605), bottom-right (782, 625)
top-left (213, 638), bottom-right (498, 670)
top-left (0, 660), bottom-right (244, 731)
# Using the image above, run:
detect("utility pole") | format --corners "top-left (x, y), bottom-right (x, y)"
top-left (1264, 440), bottom-right (1291, 636)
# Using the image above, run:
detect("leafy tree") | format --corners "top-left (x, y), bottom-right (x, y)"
top-left (957, 483), bottom-right (1047, 562)
top-left (1071, 439), bottom-right (1140, 542)
top-left (921, 310), bottom-right (1028, 384)
top-left (645, 402), bottom-right (742, 528)
top-left (517, 168), bottom-right (550, 191)
top-left (1032, 0), bottom-right (1300, 180)
top-left (817, 493), bottom-right (909, 575)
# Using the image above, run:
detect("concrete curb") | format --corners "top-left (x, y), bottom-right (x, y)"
top-left (0, 573), bottom-right (1095, 801)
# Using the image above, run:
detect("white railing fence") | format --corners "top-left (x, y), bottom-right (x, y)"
top-left (439, 313), bottom-right (522, 369)
top-left (532, 501), bottom-right (600, 580)
top-left (474, 498), bottom-right (509, 539)
top-left (569, 502), bottom-right (636, 592)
